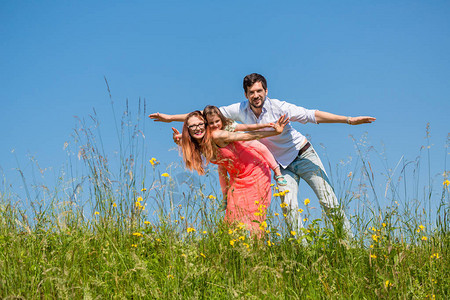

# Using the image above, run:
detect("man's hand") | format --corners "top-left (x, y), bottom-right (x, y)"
top-left (149, 112), bottom-right (173, 123)
top-left (348, 116), bottom-right (376, 125)
top-left (172, 127), bottom-right (182, 145)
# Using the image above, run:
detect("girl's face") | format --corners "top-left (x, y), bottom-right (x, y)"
top-left (206, 114), bottom-right (223, 132)
top-left (186, 115), bottom-right (206, 141)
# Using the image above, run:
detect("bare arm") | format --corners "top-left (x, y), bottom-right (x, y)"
top-left (217, 166), bottom-right (229, 200)
top-left (234, 123), bottom-right (274, 132)
top-left (213, 115), bottom-right (288, 146)
top-left (315, 110), bottom-right (376, 125)
top-left (149, 112), bottom-right (189, 123)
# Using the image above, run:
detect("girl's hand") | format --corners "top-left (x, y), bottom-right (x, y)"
top-left (272, 114), bottom-right (289, 134)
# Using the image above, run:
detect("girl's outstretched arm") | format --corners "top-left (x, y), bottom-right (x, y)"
top-left (234, 123), bottom-right (274, 132)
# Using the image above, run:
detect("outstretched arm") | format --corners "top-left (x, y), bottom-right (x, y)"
top-left (234, 123), bottom-right (274, 132)
top-left (213, 115), bottom-right (288, 146)
top-left (149, 112), bottom-right (189, 123)
top-left (315, 110), bottom-right (376, 125)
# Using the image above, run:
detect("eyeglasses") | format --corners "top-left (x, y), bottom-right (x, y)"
top-left (187, 122), bottom-right (205, 130)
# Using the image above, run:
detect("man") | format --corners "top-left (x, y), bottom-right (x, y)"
top-left (150, 73), bottom-right (375, 237)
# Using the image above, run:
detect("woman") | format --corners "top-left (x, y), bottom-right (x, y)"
top-left (180, 110), bottom-right (288, 234)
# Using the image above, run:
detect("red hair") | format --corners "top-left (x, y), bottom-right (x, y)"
top-left (180, 111), bottom-right (216, 175)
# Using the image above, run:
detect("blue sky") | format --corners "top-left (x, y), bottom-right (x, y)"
top-left (1, 1), bottom-right (449, 213)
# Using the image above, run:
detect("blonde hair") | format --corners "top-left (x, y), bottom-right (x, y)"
top-left (180, 111), bottom-right (216, 175)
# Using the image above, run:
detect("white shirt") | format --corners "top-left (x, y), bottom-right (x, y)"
top-left (220, 97), bottom-right (317, 168)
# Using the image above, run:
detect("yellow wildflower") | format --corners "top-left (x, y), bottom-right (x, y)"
top-left (239, 236), bottom-right (245, 240)
top-left (161, 173), bottom-right (170, 177)
top-left (304, 198), bottom-right (310, 205)
top-left (385, 280), bottom-right (392, 288)
top-left (230, 240), bottom-right (235, 246)
top-left (273, 193), bottom-right (280, 197)
top-left (431, 253), bottom-right (439, 259)
top-left (419, 224), bottom-right (425, 231)
top-left (203, 231), bottom-right (207, 234)
top-left (290, 231), bottom-right (296, 236)
top-left (94, 211), bottom-right (100, 215)
top-left (372, 234), bottom-right (379, 242)
top-left (283, 214), bottom-right (287, 217)
top-left (149, 157), bottom-right (159, 166)
top-left (274, 213), bottom-right (279, 216)
top-left (270, 183), bottom-right (275, 187)
top-left (443, 179), bottom-right (450, 186)
top-left (144, 221), bottom-right (151, 225)
top-left (298, 208), bottom-right (304, 213)
top-left (255, 200), bottom-right (259, 205)
top-left (303, 218), bottom-right (308, 222)
top-left (156, 238), bottom-right (161, 242)
top-left (167, 274), bottom-right (174, 279)
top-left (267, 240), bottom-right (272, 247)
top-left (259, 221), bottom-right (268, 229)
top-left (382, 223), bottom-right (386, 228)
top-left (112, 203), bottom-right (117, 208)
top-left (280, 202), bottom-right (288, 208)
top-left (370, 254), bottom-right (377, 259)
top-left (228, 229), bottom-right (233, 234)
top-left (186, 227), bottom-right (196, 233)
top-left (132, 232), bottom-right (143, 237)
top-left (131, 244), bottom-right (137, 248)
top-left (370, 245), bottom-right (374, 248)
top-left (208, 195), bottom-right (216, 200)
top-left (141, 188), bottom-right (147, 192)
top-left (180, 216), bottom-right (185, 220)
top-left (200, 252), bottom-right (206, 258)
top-left (243, 243), bottom-right (250, 249)
top-left (181, 253), bottom-right (186, 258)
top-left (421, 236), bottom-right (428, 241)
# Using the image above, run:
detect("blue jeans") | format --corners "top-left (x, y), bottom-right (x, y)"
top-left (278, 145), bottom-right (352, 237)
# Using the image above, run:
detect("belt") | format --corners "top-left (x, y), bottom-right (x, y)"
top-left (297, 142), bottom-right (311, 157)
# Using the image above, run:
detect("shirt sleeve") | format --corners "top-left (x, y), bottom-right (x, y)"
top-left (219, 103), bottom-right (242, 122)
top-left (272, 98), bottom-right (317, 124)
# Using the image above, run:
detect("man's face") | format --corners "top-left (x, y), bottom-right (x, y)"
top-left (245, 81), bottom-right (268, 109)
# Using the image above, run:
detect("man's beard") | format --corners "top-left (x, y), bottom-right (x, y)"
top-left (250, 97), bottom-right (265, 109)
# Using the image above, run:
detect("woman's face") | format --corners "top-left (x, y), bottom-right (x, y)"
top-left (206, 114), bottom-right (223, 132)
top-left (186, 115), bottom-right (206, 141)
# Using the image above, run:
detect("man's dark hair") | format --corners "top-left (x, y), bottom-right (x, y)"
top-left (243, 73), bottom-right (267, 93)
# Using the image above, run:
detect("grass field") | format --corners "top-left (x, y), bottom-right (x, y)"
top-left (1, 103), bottom-right (448, 299)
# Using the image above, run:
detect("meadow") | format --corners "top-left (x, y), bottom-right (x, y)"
top-left (0, 100), bottom-right (448, 299)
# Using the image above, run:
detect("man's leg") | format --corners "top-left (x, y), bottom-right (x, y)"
top-left (287, 146), bottom-right (353, 238)
top-left (278, 168), bottom-right (302, 232)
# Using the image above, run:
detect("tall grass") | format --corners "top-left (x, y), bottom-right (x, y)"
top-left (0, 97), bottom-right (448, 298)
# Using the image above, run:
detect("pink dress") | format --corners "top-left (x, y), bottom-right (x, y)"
top-left (212, 140), bottom-right (274, 234)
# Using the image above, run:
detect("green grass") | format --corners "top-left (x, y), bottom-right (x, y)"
top-left (0, 99), bottom-right (448, 299)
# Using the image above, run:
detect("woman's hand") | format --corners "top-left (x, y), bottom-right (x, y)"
top-left (172, 127), bottom-right (182, 145)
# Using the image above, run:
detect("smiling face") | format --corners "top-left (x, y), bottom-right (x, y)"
top-left (206, 114), bottom-right (223, 132)
top-left (186, 115), bottom-right (206, 141)
top-left (245, 81), bottom-right (268, 110)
